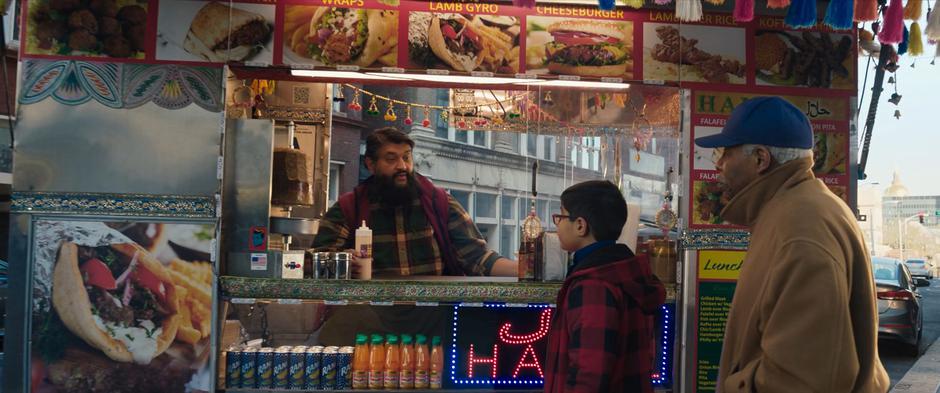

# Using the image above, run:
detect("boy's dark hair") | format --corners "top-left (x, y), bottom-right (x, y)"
top-left (560, 180), bottom-right (627, 241)
top-left (365, 127), bottom-right (415, 161)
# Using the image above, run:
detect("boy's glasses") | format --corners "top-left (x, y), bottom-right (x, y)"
top-left (551, 214), bottom-right (569, 225)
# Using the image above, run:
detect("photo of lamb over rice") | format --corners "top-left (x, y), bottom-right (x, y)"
top-left (643, 23), bottom-right (745, 84)
top-left (754, 30), bottom-right (855, 89)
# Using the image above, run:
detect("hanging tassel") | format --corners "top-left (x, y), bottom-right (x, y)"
top-left (903, 0), bottom-right (923, 20)
top-left (676, 0), bottom-right (703, 21)
top-left (928, 0), bottom-right (940, 39)
top-left (598, 0), bottom-right (616, 10)
top-left (767, 0), bottom-right (790, 8)
top-left (880, 0), bottom-right (906, 44)
top-left (734, 0), bottom-right (754, 22)
top-left (898, 24), bottom-right (910, 54)
top-left (622, 0), bottom-right (643, 9)
top-left (855, 0), bottom-right (879, 21)
top-left (909, 22), bottom-right (925, 55)
top-left (824, 0), bottom-right (854, 29)
top-left (654, 0), bottom-right (672, 4)
top-left (785, 0), bottom-right (818, 28)
top-left (512, 0), bottom-right (535, 8)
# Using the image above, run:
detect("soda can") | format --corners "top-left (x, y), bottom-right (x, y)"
top-left (321, 346), bottom-right (339, 390)
top-left (257, 348), bottom-right (275, 389)
top-left (305, 346), bottom-right (324, 390)
top-left (289, 347), bottom-right (307, 390)
top-left (225, 347), bottom-right (242, 389)
top-left (240, 347), bottom-right (258, 389)
top-left (337, 346), bottom-right (354, 390)
top-left (274, 347), bottom-right (291, 389)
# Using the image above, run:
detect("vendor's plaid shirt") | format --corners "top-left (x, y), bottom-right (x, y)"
top-left (314, 195), bottom-right (502, 276)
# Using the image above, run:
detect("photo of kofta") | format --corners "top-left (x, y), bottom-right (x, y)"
top-left (28, 0), bottom-right (149, 58)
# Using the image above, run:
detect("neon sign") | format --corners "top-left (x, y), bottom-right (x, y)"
top-left (448, 303), bottom-right (674, 388)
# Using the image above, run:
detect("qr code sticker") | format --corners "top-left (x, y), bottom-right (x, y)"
top-left (293, 87), bottom-right (310, 105)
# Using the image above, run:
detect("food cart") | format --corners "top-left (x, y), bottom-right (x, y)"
top-left (3, 0), bottom-right (857, 392)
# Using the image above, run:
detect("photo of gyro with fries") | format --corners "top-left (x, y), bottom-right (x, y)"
top-left (409, 12), bottom-right (520, 73)
top-left (30, 220), bottom-right (216, 393)
top-left (283, 5), bottom-right (399, 67)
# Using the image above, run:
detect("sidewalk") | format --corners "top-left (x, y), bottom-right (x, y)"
top-left (888, 337), bottom-right (940, 393)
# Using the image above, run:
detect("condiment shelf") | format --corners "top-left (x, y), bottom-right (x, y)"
top-left (220, 276), bottom-right (563, 304)
top-left (220, 277), bottom-right (678, 304)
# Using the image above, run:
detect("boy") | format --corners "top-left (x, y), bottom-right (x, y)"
top-left (544, 180), bottom-right (666, 393)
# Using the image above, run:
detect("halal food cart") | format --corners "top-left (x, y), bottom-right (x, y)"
top-left (3, 0), bottom-right (857, 392)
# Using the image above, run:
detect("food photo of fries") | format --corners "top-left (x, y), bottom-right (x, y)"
top-left (409, 12), bottom-right (520, 73)
top-left (282, 5), bottom-right (399, 67)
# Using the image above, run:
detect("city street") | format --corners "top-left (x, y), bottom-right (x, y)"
top-left (880, 279), bottom-right (940, 389)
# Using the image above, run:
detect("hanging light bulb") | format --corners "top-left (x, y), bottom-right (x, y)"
top-left (894, 109), bottom-right (902, 119)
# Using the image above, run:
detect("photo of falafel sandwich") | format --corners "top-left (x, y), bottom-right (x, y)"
top-left (156, 0), bottom-right (274, 63)
top-left (184, 2), bottom-right (273, 62)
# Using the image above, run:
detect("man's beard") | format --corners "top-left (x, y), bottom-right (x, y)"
top-left (369, 171), bottom-right (419, 207)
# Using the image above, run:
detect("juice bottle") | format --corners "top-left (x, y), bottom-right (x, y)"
top-left (399, 334), bottom-right (415, 389)
top-left (430, 336), bottom-right (444, 389)
top-left (414, 334), bottom-right (430, 389)
top-left (368, 334), bottom-right (385, 390)
top-left (384, 335), bottom-right (401, 389)
top-left (351, 333), bottom-right (370, 389)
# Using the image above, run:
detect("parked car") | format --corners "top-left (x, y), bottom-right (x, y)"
top-left (904, 259), bottom-right (933, 279)
top-left (873, 256), bottom-right (930, 356)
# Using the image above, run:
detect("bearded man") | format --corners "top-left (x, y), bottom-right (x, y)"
top-left (313, 127), bottom-right (516, 277)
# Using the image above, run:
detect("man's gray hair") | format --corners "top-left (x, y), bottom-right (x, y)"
top-left (741, 144), bottom-right (813, 165)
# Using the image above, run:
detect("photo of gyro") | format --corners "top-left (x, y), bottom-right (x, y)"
top-left (410, 12), bottom-right (519, 73)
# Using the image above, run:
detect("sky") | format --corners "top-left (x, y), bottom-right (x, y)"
top-left (856, 10), bottom-right (940, 196)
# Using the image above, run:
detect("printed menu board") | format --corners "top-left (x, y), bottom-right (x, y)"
top-left (688, 91), bottom-right (853, 229)
top-left (18, 0), bottom-right (854, 90)
top-left (694, 250), bottom-right (744, 393)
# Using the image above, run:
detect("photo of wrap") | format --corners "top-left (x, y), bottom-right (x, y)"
top-left (31, 220), bottom-right (216, 393)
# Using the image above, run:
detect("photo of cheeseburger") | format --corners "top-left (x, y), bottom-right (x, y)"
top-left (283, 6), bottom-right (398, 67)
top-left (526, 17), bottom-right (633, 78)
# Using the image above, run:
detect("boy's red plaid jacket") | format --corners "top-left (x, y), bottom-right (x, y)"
top-left (544, 243), bottom-right (666, 393)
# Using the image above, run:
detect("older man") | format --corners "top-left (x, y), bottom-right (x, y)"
top-left (695, 97), bottom-right (889, 393)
